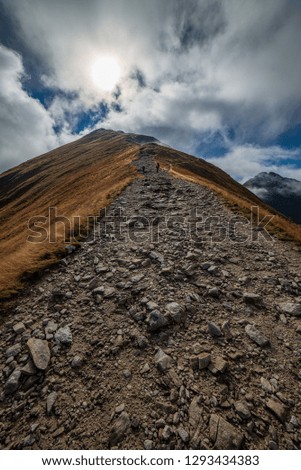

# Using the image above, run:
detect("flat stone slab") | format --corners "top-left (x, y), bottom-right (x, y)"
top-left (13, 322), bottom-right (26, 334)
top-left (27, 338), bottom-right (51, 370)
top-left (234, 401), bottom-right (251, 420)
top-left (245, 324), bottom-right (270, 347)
top-left (243, 292), bottom-right (263, 306)
top-left (279, 302), bottom-right (301, 317)
top-left (210, 414), bottom-right (243, 449)
top-left (109, 412), bottom-right (130, 446)
top-left (6, 344), bottom-right (21, 358)
top-left (46, 391), bottom-right (58, 415)
top-left (198, 352), bottom-right (212, 370)
top-left (209, 356), bottom-right (228, 374)
top-left (266, 399), bottom-right (289, 423)
top-left (20, 360), bottom-right (37, 376)
top-left (207, 321), bottom-right (222, 337)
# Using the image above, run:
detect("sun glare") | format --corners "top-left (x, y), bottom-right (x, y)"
top-left (91, 56), bottom-right (121, 91)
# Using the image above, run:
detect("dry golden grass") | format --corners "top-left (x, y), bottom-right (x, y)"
top-left (0, 131), bottom-right (140, 299)
top-left (155, 146), bottom-right (301, 244)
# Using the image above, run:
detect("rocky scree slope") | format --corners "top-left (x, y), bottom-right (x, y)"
top-left (0, 152), bottom-right (301, 450)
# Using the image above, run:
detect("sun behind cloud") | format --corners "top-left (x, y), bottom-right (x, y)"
top-left (91, 56), bottom-right (121, 92)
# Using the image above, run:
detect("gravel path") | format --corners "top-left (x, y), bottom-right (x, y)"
top-left (1, 149), bottom-right (301, 450)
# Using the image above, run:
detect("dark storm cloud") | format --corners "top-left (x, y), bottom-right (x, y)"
top-left (130, 69), bottom-right (147, 89)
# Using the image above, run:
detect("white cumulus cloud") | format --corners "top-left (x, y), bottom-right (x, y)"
top-left (0, 44), bottom-right (59, 172)
top-left (206, 144), bottom-right (301, 182)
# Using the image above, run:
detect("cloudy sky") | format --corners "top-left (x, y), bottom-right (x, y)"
top-left (0, 0), bottom-right (301, 182)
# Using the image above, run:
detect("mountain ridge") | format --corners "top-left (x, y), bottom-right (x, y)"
top-left (0, 129), bottom-right (301, 301)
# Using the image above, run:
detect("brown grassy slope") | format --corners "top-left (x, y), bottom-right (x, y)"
top-left (0, 131), bottom-right (139, 298)
top-left (154, 144), bottom-right (301, 244)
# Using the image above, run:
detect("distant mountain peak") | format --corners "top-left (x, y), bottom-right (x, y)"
top-left (255, 171), bottom-right (299, 182)
top-left (244, 171), bottom-right (301, 224)
top-left (257, 171), bottom-right (281, 179)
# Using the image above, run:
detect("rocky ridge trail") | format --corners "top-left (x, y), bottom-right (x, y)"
top-left (0, 150), bottom-right (301, 450)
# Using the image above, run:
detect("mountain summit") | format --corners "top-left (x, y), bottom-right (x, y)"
top-left (244, 172), bottom-right (301, 224)
top-left (0, 129), bottom-right (301, 450)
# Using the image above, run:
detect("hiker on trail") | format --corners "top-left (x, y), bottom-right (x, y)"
top-left (142, 165), bottom-right (145, 174)
top-left (156, 162), bottom-right (160, 173)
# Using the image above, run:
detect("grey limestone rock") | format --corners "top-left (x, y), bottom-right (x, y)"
top-left (27, 338), bottom-right (51, 370)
